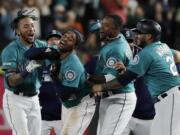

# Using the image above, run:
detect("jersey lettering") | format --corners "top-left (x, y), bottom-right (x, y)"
top-left (166, 56), bottom-right (178, 76)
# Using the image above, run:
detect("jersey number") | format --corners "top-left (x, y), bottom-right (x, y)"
top-left (166, 56), bottom-right (178, 76)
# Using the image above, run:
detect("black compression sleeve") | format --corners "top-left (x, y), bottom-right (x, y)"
top-left (117, 70), bottom-right (138, 86)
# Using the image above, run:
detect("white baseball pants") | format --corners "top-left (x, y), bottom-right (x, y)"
top-left (41, 120), bottom-right (62, 135)
top-left (61, 95), bottom-right (96, 135)
top-left (3, 90), bottom-right (41, 135)
top-left (97, 92), bottom-right (137, 135)
top-left (150, 86), bottom-right (180, 135)
top-left (122, 117), bottom-right (153, 135)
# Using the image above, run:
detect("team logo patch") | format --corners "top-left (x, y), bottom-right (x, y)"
top-left (65, 70), bottom-right (76, 81)
top-left (106, 57), bottom-right (117, 68)
top-left (131, 55), bottom-right (140, 65)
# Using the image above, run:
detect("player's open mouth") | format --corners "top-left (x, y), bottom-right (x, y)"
top-left (28, 34), bottom-right (34, 39)
top-left (59, 40), bottom-right (65, 48)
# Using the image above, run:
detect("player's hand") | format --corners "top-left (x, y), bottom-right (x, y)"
top-left (92, 84), bottom-right (103, 93)
top-left (94, 92), bottom-right (101, 96)
top-left (88, 20), bottom-right (101, 33)
top-left (45, 48), bottom-right (60, 60)
top-left (26, 60), bottom-right (41, 72)
top-left (115, 61), bottom-right (126, 74)
top-left (49, 62), bottom-right (60, 79)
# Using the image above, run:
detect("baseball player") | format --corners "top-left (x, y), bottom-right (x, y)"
top-left (25, 29), bottom-right (96, 135)
top-left (121, 29), bottom-right (155, 135)
top-left (1, 9), bottom-right (47, 135)
top-left (92, 19), bottom-right (180, 135)
top-left (88, 14), bottom-right (137, 135)
top-left (38, 30), bottom-right (62, 135)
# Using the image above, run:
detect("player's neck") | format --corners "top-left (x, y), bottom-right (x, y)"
top-left (60, 51), bottom-right (72, 60)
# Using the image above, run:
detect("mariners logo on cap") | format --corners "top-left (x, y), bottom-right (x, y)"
top-left (131, 55), bottom-right (140, 65)
top-left (126, 30), bottom-right (131, 38)
top-left (65, 70), bottom-right (76, 81)
top-left (106, 57), bottom-right (117, 68)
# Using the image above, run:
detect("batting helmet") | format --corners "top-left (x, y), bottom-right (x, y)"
top-left (132, 19), bottom-right (161, 41)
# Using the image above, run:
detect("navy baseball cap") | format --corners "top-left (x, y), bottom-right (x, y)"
top-left (46, 30), bottom-right (62, 41)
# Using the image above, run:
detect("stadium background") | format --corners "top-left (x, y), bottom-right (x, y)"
top-left (0, 0), bottom-right (180, 134)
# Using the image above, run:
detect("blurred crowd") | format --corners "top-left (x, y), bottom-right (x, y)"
top-left (0, 0), bottom-right (180, 53)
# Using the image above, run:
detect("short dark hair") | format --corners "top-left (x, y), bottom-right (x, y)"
top-left (10, 9), bottom-right (38, 33)
top-left (104, 14), bottom-right (123, 29)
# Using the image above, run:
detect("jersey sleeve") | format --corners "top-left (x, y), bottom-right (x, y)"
top-left (171, 49), bottom-right (175, 56)
top-left (1, 47), bottom-right (17, 70)
top-left (62, 66), bottom-right (84, 88)
top-left (128, 50), bottom-right (153, 76)
top-left (35, 39), bottom-right (48, 47)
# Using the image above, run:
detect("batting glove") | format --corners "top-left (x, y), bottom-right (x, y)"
top-left (26, 60), bottom-right (41, 73)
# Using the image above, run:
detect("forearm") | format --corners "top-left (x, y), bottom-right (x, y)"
top-left (8, 72), bottom-right (25, 87)
top-left (88, 74), bottom-right (116, 83)
top-left (25, 47), bottom-right (60, 60)
top-left (6, 61), bottom-right (42, 87)
top-left (88, 74), bottom-right (106, 83)
top-left (92, 70), bottom-right (138, 93)
top-left (51, 78), bottom-right (81, 101)
top-left (102, 78), bottom-right (122, 90)
top-left (25, 47), bottom-right (47, 60)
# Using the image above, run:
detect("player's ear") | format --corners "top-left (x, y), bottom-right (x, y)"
top-left (15, 29), bottom-right (20, 36)
top-left (146, 34), bottom-right (153, 41)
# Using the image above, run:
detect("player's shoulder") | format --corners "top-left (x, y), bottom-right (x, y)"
top-left (2, 40), bottom-right (18, 56)
top-left (71, 53), bottom-right (84, 69)
top-left (66, 53), bottom-right (84, 72)
top-left (147, 41), bottom-right (171, 58)
top-left (34, 39), bottom-right (47, 47)
top-left (112, 34), bottom-right (129, 50)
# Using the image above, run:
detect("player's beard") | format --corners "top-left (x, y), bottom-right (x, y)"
top-left (139, 40), bottom-right (147, 48)
top-left (135, 36), bottom-right (147, 48)
top-left (100, 31), bottom-right (117, 42)
top-left (20, 32), bottom-right (35, 44)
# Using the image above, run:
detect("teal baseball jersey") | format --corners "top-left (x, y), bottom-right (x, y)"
top-left (128, 41), bottom-right (180, 98)
top-left (1, 38), bottom-right (47, 94)
top-left (59, 52), bottom-right (90, 107)
top-left (96, 34), bottom-right (135, 93)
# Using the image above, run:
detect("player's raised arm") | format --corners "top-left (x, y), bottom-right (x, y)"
top-left (25, 47), bottom-right (60, 60)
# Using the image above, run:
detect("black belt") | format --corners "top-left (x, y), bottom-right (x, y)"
top-left (101, 90), bottom-right (124, 99)
top-left (154, 87), bottom-right (180, 103)
top-left (13, 91), bottom-right (38, 97)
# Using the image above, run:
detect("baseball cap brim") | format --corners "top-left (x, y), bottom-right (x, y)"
top-left (131, 28), bottom-right (142, 33)
top-left (46, 34), bottom-right (62, 40)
